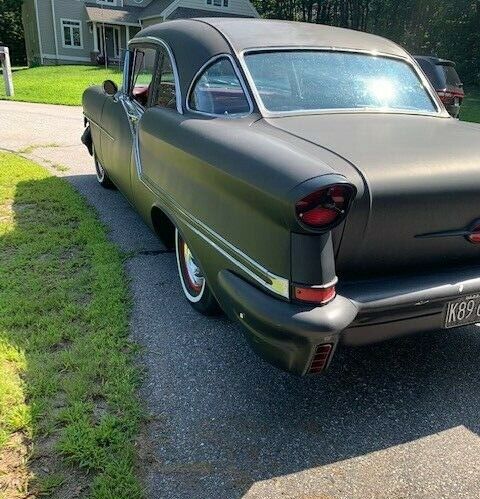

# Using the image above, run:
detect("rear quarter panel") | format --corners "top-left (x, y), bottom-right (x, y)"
top-left (137, 108), bottom-right (354, 280)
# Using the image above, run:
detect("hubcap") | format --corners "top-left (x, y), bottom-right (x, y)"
top-left (94, 156), bottom-right (105, 182)
top-left (182, 241), bottom-right (204, 293)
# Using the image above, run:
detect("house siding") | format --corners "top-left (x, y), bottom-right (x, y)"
top-left (23, 0), bottom-right (258, 65)
top-left (22, 0), bottom-right (41, 65)
top-left (46, 0), bottom-right (93, 62)
top-left (173, 0), bottom-right (258, 18)
top-left (124, 0), bottom-right (153, 7)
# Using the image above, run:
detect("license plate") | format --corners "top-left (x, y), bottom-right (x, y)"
top-left (444, 294), bottom-right (480, 328)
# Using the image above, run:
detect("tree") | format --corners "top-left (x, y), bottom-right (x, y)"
top-left (0, 0), bottom-right (26, 66)
top-left (252, 0), bottom-right (480, 84)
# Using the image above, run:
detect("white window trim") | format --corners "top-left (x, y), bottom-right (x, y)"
top-left (206, 0), bottom-right (230, 8)
top-left (96, 0), bottom-right (120, 6)
top-left (96, 25), bottom-right (121, 59)
top-left (112, 26), bottom-right (121, 59)
top-left (60, 18), bottom-right (84, 50)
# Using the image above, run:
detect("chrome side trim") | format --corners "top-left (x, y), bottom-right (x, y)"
top-left (295, 276), bottom-right (339, 289)
top-left (128, 36), bottom-right (183, 114)
top-left (237, 46), bottom-right (446, 119)
top-left (84, 113), bottom-right (115, 141)
top-left (132, 131), bottom-right (289, 298)
top-left (185, 53), bottom-right (254, 118)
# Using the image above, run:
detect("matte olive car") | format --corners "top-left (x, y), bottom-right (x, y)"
top-left (82, 18), bottom-right (480, 376)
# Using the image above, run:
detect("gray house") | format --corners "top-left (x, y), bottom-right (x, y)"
top-left (22, 0), bottom-right (259, 66)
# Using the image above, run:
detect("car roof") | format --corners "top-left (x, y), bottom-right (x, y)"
top-left (132, 18), bottom-right (411, 101)
top-left (136, 18), bottom-right (408, 58)
top-left (200, 18), bottom-right (407, 56)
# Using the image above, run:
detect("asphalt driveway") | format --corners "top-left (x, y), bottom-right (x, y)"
top-left (1, 100), bottom-right (480, 498)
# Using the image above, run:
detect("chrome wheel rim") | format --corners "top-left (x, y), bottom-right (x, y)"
top-left (183, 243), bottom-right (204, 292)
top-left (175, 230), bottom-right (205, 302)
top-left (94, 156), bottom-right (105, 183)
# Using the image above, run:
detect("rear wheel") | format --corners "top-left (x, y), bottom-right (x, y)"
top-left (175, 228), bottom-right (219, 315)
top-left (93, 149), bottom-right (114, 189)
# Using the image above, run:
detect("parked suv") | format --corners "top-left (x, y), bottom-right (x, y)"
top-left (414, 56), bottom-right (464, 118)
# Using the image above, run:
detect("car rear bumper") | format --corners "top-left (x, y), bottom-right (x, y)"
top-left (445, 103), bottom-right (461, 118)
top-left (217, 266), bottom-right (480, 375)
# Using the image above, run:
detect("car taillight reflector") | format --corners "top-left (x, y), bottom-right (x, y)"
top-left (437, 90), bottom-right (463, 103)
top-left (467, 223), bottom-right (480, 244)
top-left (294, 284), bottom-right (336, 305)
top-left (308, 344), bottom-right (333, 374)
top-left (295, 184), bottom-right (355, 230)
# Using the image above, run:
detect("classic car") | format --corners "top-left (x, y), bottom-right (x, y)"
top-left (81, 18), bottom-right (480, 376)
top-left (414, 55), bottom-right (464, 118)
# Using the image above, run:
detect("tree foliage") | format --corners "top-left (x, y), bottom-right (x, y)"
top-left (0, 0), bottom-right (26, 65)
top-left (253, 0), bottom-right (480, 84)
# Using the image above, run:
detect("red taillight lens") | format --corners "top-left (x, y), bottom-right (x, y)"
top-left (308, 344), bottom-right (333, 374)
top-left (294, 284), bottom-right (336, 305)
top-left (467, 223), bottom-right (480, 244)
top-left (295, 184), bottom-right (354, 229)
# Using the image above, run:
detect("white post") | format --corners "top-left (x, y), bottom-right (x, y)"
top-left (126, 25), bottom-right (130, 43)
top-left (93, 21), bottom-right (99, 53)
top-left (0, 46), bottom-right (14, 97)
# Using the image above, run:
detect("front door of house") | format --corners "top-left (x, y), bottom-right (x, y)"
top-left (97, 26), bottom-right (120, 61)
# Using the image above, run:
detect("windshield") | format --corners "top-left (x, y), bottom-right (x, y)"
top-left (244, 51), bottom-right (437, 114)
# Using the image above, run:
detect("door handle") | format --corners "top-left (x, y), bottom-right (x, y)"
top-left (128, 114), bottom-right (139, 124)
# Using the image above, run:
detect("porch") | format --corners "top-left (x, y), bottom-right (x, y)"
top-left (85, 5), bottom-right (142, 64)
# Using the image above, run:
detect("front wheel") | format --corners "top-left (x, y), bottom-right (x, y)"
top-left (175, 228), bottom-right (220, 315)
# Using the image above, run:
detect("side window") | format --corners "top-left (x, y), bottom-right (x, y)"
top-left (188, 58), bottom-right (250, 116)
top-left (156, 48), bottom-right (177, 110)
top-left (130, 48), bottom-right (157, 107)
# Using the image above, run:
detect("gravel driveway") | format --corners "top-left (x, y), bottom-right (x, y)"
top-left (1, 100), bottom-right (480, 498)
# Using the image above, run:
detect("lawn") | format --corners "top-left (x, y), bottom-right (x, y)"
top-left (460, 87), bottom-right (480, 124)
top-left (0, 152), bottom-right (142, 498)
top-left (0, 65), bottom-right (122, 106)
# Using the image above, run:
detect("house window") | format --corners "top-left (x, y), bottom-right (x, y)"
top-left (61, 19), bottom-right (83, 49)
top-left (206, 0), bottom-right (228, 6)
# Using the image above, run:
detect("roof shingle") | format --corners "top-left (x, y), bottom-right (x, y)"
top-left (85, 3), bottom-right (143, 25)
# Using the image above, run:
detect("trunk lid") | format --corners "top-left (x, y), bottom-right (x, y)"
top-left (266, 113), bottom-right (480, 278)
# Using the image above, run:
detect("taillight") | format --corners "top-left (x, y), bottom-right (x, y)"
top-left (467, 223), bottom-right (480, 244)
top-left (295, 184), bottom-right (355, 230)
top-left (437, 90), bottom-right (463, 104)
top-left (308, 344), bottom-right (333, 374)
top-left (437, 90), bottom-right (454, 103)
top-left (293, 283), bottom-right (336, 305)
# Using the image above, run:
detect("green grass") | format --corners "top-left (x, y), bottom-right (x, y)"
top-left (0, 152), bottom-right (143, 498)
top-left (460, 86), bottom-right (480, 124)
top-left (0, 65), bottom-right (122, 106)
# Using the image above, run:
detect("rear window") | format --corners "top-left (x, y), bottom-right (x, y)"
top-left (416, 59), bottom-right (444, 88)
top-left (244, 51), bottom-right (437, 114)
top-left (440, 64), bottom-right (462, 86)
